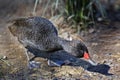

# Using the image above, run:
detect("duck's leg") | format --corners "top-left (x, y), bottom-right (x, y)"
top-left (24, 50), bottom-right (41, 69)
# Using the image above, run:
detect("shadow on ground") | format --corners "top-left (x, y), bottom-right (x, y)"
top-left (26, 46), bottom-right (113, 76)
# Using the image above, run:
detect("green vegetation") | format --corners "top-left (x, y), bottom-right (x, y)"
top-left (32, 0), bottom-right (106, 32)
top-left (65, 0), bottom-right (106, 31)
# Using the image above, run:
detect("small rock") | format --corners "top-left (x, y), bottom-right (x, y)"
top-left (117, 58), bottom-right (120, 61)
top-left (97, 17), bottom-right (103, 22)
top-left (2, 56), bottom-right (7, 60)
top-left (92, 43), bottom-right (98, 46)
top-left (89, 28), bottom-right (95, 33)
top-left (115, 43), bottom-right (120, 47)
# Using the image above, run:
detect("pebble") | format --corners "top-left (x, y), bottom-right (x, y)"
top-left (117, 58), bottom-right (120, 61)
top-left (92, 42), bottom-right (98, 46)
top-left (97, 17), bottom-right (103, 22)
top-left (2, 56), bottom-right (7, 60)
top-left (89, 28), bottom-right (95, 33)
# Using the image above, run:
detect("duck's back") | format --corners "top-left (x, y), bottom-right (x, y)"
top-left (8, 17), bottom-right (62, 51)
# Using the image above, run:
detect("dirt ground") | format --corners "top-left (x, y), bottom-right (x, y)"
top-left (0, 0), bottom-right (120, 80)
top-left (0, 18), bottom-right (120, 80)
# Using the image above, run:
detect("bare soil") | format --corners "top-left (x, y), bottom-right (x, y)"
top-left (0, 0), bottom-right (120, 80)
top-left (0, 19), bottom-right (120, 80)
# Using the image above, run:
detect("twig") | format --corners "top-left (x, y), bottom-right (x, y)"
top-left (0, 58), bottom-right (10, 66)
top-left (42, 0), bottom-right (51, 17)
top-left (55, 0), bottom-right (59, 9)
top-left (32, 0), bottom-right (39, 16)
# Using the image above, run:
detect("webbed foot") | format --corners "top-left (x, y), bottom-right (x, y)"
top-left (28, 61), bottom-right (41, 69)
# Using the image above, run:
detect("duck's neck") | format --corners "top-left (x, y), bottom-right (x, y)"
top-left (57, 37), bottom-right (72, 53)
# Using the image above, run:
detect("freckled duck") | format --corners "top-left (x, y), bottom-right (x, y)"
top-left (8, 16), bottom-right (97, 68)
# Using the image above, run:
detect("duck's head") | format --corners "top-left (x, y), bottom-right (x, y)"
top-left (66, 40), bottom-right (97, 66)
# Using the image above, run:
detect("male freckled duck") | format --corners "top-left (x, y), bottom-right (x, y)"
top-left (8, 16), bottom-right (97, 68)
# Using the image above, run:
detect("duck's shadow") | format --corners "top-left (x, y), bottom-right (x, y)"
top-left (26, 46), bottom-right (113, 76)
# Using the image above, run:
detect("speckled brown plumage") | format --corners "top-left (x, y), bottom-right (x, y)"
top-left (8, 17), bottom-right (62, 52)
top-left (8, 16), bottom-right (97, 66)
